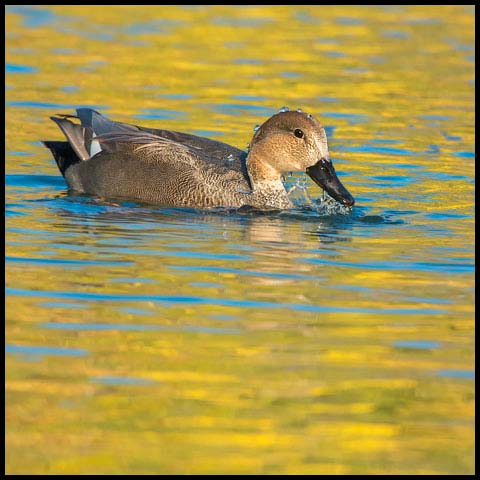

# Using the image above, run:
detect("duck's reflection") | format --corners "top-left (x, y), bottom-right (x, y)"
top-left (49, 196), bottom-right (353, 246)
top-left (51, 197), bottom-right (355, 248)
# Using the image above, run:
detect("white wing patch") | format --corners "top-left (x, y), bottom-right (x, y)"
top-left (89, 131), bottom-right (102, 157)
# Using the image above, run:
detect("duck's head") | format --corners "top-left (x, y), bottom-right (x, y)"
top-left (247, 110), bottom-right (355, 207)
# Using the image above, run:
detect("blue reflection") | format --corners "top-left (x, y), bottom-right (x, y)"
top-left (393, 340), bottom-right (441, 350)
top-left (6, 343), bottom-right (88, 359)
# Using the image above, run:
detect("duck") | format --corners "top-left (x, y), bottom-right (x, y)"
top-left (43, 108), bottom-right (355, 210)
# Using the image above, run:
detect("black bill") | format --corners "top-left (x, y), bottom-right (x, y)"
top-left (306, 158), bottom-right (355, 207)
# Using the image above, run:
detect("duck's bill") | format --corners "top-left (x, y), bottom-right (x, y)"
top-left (306, 159), bottom-right (355, 207)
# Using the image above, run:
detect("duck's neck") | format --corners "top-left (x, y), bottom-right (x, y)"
top-left (245, 147), bottom-right (292, 209)
top-left (246, 143), bottom-right (280, 187)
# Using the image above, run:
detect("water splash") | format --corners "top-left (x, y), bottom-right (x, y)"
top-left (253, 124), bottom-right (260, 134)
top-left (314, 193), bottom-right (354, 215)
top-left (282, 172), bottom-right (354, 215)
top-left (278, 106), bottom-right (290, 113)
top-left (226, 154), bottom-right (235, 162)
top-left (282, 172), bottom-right (313, 207)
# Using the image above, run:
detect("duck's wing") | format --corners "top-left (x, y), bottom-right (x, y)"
top-left (46, 108), bottom-right (249, 177)
top-left (77, 108), bottom-right (247, 171)
top-left (91, 126), bottom-right (248, 184)
top-left (134, 125), bottom-right (247, 166)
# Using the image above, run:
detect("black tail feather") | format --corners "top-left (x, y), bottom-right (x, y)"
top-left (42, 140), bottom-right (81, 177)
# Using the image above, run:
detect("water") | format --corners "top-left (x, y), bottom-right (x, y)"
top-left (5, 5), bottom-right (474, 475)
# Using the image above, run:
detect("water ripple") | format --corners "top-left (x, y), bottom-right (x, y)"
top-left (7, 287), bottom-right (447, 315)
top-left (5, 343), bottom-right (88, 358)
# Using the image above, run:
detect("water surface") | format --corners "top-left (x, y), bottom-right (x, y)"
top-left (5, 5), bottom-right (474, 475)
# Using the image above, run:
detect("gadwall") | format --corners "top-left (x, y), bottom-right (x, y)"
top-left (43, 108), bottom-right (354, 209)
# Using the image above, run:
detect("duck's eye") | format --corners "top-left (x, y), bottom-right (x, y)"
top-left (294, 128), bottom-right (304, 138)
